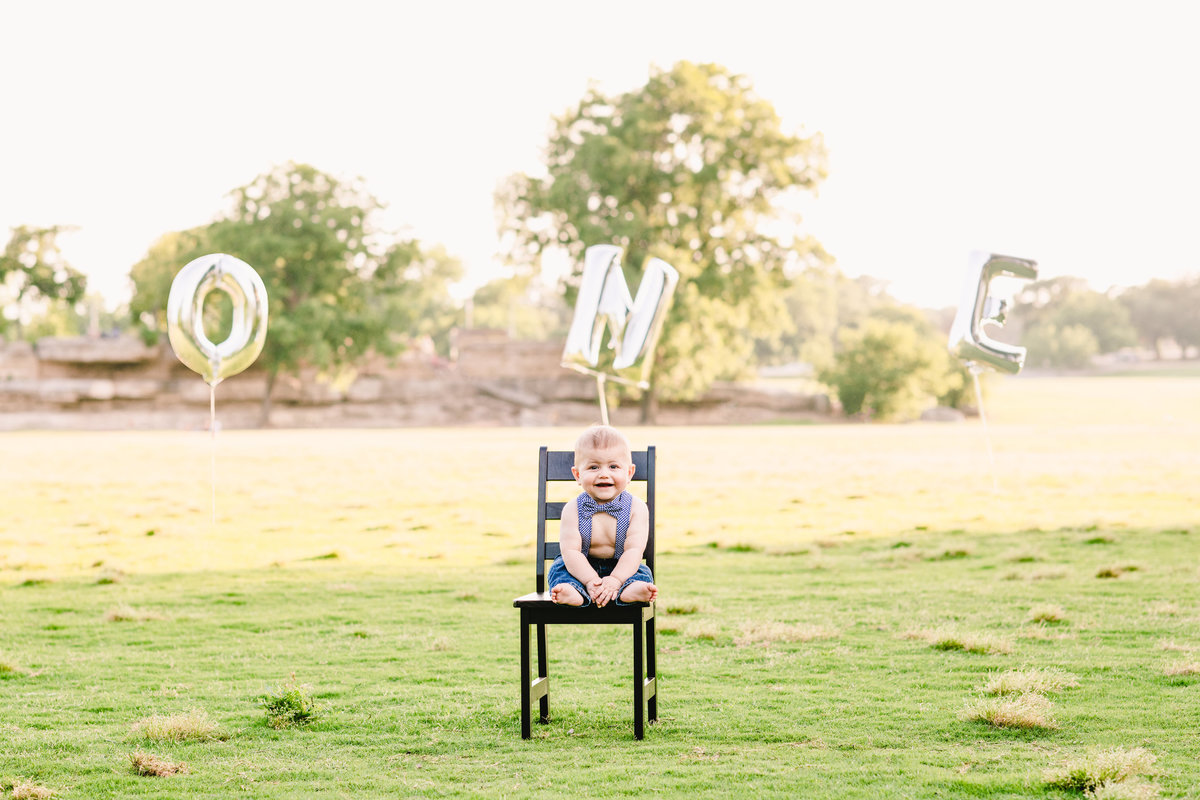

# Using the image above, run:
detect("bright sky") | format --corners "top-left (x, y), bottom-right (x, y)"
top-left (4, 0), bottom-right (1198, 312)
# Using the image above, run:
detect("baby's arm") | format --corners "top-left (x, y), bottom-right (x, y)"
top-left (559, 500), bottom-right (601, 596)
top-left (595, 498), bottom-right (650, 605)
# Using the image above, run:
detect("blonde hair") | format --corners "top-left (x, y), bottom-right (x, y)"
top-left (574, 425), bottom-right (632, 465)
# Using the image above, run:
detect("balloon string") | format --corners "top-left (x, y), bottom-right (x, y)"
top-left (972, 371), bottom-right (999, 492)
top-left (210, 383), bottom-right (217, 526)
top-left (596, 374), bottom-right (609, 426)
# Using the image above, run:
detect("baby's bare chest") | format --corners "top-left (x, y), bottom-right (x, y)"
top-left (586, 512), bottom-right (618, 556)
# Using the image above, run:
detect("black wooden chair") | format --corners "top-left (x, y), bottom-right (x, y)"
top-left (513, 446), bottom-right (658, 739)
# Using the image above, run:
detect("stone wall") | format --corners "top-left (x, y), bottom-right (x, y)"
top-left (0, 330), bottom-right (831, 430)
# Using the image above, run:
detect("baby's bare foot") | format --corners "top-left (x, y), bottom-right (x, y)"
top-left (619, 582), bottom-right (657, 604)
top-left (550, 584), bottom-right (585, 606)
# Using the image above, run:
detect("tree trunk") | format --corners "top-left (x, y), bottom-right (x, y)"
top-left (259, 371), bottom-right (277, 427)
top-left (639, 385), bottom-right (658, 425)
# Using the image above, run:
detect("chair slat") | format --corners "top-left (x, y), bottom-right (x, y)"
top-left (545, 501), bottom-right (566, 520)
top-left (545, 450), bottom-right (650, 481)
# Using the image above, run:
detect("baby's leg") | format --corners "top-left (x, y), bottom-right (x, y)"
top-left (619, 581), bottom-right (657, 604)
top-left (550, 583), bottom-right (585, 606)
top-left (547, 555), bottom-right (589, 607)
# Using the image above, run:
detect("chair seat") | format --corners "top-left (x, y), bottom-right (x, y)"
top-left (515, 591), bottom-right (653, 622)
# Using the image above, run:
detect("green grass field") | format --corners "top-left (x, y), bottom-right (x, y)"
top-left (2, 375), bottom-right (1198, 798)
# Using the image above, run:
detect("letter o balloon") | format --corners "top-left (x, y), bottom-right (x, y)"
top-left (167, 253), bottom-right (268, 386)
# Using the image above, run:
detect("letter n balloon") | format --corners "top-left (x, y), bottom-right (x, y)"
top-left (561, 245), bottom-right (679, 423)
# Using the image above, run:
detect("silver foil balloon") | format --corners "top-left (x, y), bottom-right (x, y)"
top-left (167, 253), bottom-right (268, 386)
top-left (562, 245), bottom-right (679, 389)
top-left (948, 251), bottom-right (1038, 374)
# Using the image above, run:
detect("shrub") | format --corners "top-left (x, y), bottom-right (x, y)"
top-left (820, 316), bottom-right (962, 421)
top-left (259, 674), bottom-right (321, 728)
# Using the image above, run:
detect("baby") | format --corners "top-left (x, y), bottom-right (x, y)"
top-left (548, 425), bottom-right (658, 607)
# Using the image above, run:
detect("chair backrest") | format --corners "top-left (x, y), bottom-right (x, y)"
top-left (535, 446), bottom-right (655, 593)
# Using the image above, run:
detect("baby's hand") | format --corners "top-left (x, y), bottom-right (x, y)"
top-left (586, 577), bottom-right (604, 602)
top-left (595, 576), bottom-right (621, 607)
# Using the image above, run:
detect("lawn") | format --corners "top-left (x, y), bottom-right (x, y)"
top-left (1, 375), bottom-right (1198, 798)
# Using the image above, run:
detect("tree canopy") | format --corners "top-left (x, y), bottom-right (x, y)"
top-left (497, 61), bottom-right (830, 411)
top-left (1, 225), bottom-right (87, 340)
top-left (1119, 277), bottom-right (1200, 358)
top-left (1011, 277), bottom-right (1137, 368)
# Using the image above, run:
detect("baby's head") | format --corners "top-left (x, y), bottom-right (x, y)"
top-left (572, 425), bottom-right (635, 501)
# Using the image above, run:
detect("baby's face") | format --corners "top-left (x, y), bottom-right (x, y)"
top-left (572, 444), bottom-right (635, 503)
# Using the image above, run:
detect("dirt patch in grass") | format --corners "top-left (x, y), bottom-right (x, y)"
top-left (9, 780), bottom-right (56, 799)
top-left (103, 604), bottom-right (165, 623)
top-left (1026, 604), bottom-right (1068, 624)
top-left (129, 751), bottom-right (189, 777)
top-left (961, 693), bottom-right (1057, 729)
top-left (132, 710), bottom-right (228, 742)
top-left (984, 667), bottom-right (1080, 695)
top-left (1085, 779), bottom-right (1161, 799)
top-left (905, 628), bottom-right (1014, 655)
top-left (1044, 746), bottom-right (1158, 792)
top-left (1163, 661), bottom-right (1200, 677)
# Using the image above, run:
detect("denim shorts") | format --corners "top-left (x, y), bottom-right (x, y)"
top-left (547, 556), bottom-right (654, 607)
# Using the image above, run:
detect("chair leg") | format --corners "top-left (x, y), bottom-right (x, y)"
top-left (537, 623), bottom-right (549, 723)
top-left (520, 611), bottom-right (531, 739)
top-left (646, 612), bottom-right (657, 723)
top-left (633, 617), bottom-right (645, 740)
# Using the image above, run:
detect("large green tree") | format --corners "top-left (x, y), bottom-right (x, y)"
top-left (497, 61), bottom-right (829, 415)
top-left (757, 266), bottom-right (894, 371)
top-left (468, 274), bottom-right (571, 341)
top-left (1119, 277), bottom-right (1200, 359)
top-left (0, 225), bottom-right (87, 340)
top-left (1012, 277), bottom-right (1136, 367)
top-left (129, 163), bottom-right (463, 417)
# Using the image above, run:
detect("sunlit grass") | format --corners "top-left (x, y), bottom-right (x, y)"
top-left (734, 621), bottom-right (836, 647)
top-left (2, 374), bottom-right (1198, 583)
top-left (1, 376), bottom-right (1198, 798)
